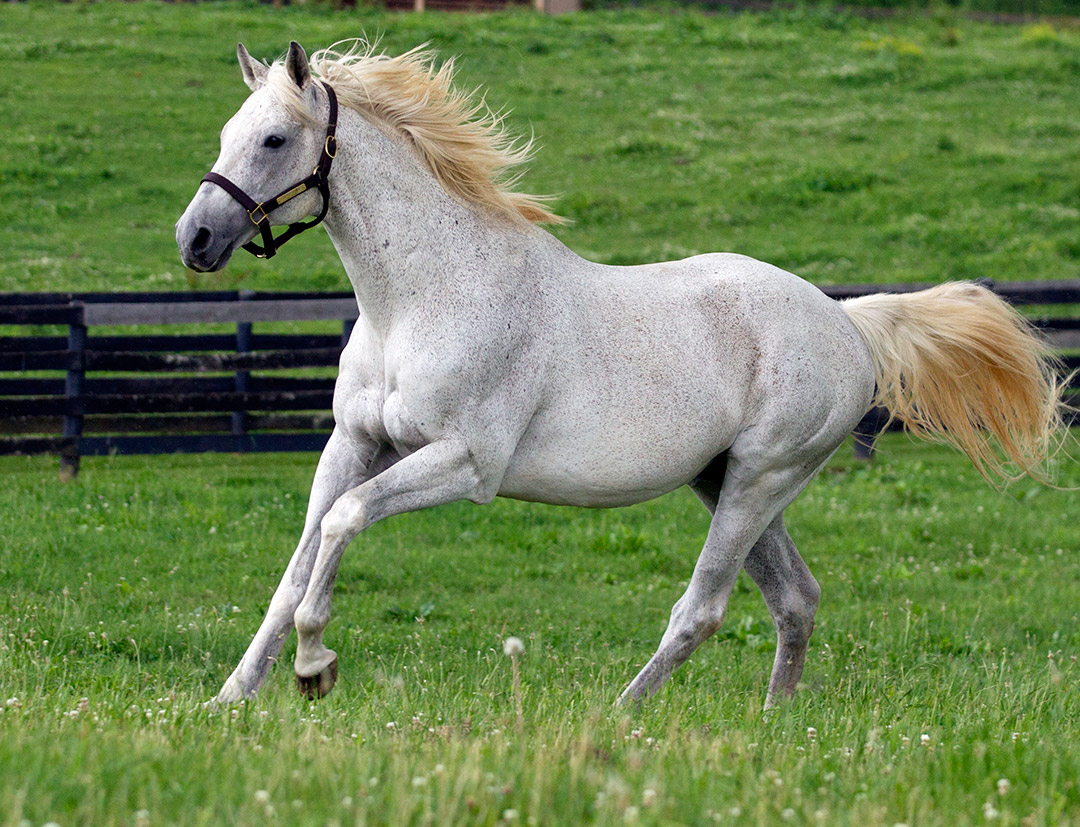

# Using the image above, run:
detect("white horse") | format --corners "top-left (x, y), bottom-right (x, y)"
top-left (176, 41), bottom-right (1065, 707)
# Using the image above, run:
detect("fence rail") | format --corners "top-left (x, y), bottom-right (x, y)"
top-left (1, 282), bottom-right (1077, 478)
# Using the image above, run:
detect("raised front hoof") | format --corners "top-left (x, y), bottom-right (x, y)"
top-left (296, 656), bottom-right (338, 700)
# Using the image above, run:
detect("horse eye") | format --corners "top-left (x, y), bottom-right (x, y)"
top-left (263, 135), bottom-right (286, 149)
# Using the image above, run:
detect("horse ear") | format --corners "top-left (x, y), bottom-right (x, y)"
top-left (286, 41), bottom-right (311, 90)
top-left (237, 43), bottom-right (268, 91)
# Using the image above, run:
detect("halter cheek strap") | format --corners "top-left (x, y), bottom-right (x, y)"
top-left (201, 82), bottom-right (339, 260)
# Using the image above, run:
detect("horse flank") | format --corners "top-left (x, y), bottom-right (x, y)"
top-left (264, 40), bottom-right (563, 225)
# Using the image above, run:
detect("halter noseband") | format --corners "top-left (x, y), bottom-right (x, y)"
top-left (201, 82), bottom-right (339, 260)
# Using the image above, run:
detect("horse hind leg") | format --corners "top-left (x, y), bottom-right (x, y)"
top-left (741, 515), bottom-right (820, 709)
top-left (690, 474), bottom-right (820, 709)
top-left (617, 423), bottom-right (841, 708)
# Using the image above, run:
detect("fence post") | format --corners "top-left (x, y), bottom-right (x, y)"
top-left (60, 303), bottom-right (87, 481)
top-left (232, 290), bottom-right (254, 439)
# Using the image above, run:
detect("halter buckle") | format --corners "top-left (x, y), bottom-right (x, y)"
top-left (248, 204), bottom-right (269, 226)
top-left (325, 135), bottom-right (338, 159)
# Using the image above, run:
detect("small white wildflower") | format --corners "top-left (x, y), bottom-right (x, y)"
top-left (502, 809), bottom-right (519, 821)
top-left (1011, 732), bottom-right (1020, 742)
top-left (630, 728), bottom-right (643, 739)
top-left (807, 726), bottom-right (817, 740)
top-left (134, 810), bottom-right (150, 827)
top-left (368, 777), bottom-right (379, 786)
top-left (920, 733), bottom-right (931, 746)
top-left (341, 796), bottom-right (353, 808)
top-left (385, 721), bottom-right (397, 731)
top-left (5, 697), bottom-right (20, 708)
top-left (729, 806), bottom-right (742, 817)
top-left (983, 802), bottom-right (1000, 820)
top-left (781, 809), bottom-right (795, 821)
top-left (642, 788), bottom-right (657, 808)
top-left (624, 805), bottom-right (639, 821)
top-left (411, 776), bottom-right (427, 787)
top-left (434, 763), bottom-right (446, 775)
top-left (503, 637), bottom-right (525, 657)
top-left (997, 778), bottom-right (1010, 796)
top-left (254, 790), bottom-right (270, 804)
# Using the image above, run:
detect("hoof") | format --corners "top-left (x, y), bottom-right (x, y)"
top-left (296, 656), bottom-right (338, 700)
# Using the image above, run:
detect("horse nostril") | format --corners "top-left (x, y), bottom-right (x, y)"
top-left (191, 226), bottom-right (212, 253)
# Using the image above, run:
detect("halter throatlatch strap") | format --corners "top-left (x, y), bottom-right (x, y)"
top-left (200, 82), bottom-right (339, 260)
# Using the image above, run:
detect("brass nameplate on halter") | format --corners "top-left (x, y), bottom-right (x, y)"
top-left (279, 183), bottom-right (309, 203)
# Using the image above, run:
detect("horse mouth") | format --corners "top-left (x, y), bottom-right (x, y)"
top-left (180, 235), bottom-right (240, 273)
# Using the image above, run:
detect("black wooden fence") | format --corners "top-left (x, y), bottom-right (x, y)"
top-left (1, 281), bottom-right (1077, 478)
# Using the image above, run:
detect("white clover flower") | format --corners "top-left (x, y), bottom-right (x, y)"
top-left (502, 809), bottom-right (520, 821)
top-left (642, 788), bottom-right (657, 808)
top-left (254, 790), bottom-right (271, 804)
top-left (983, 802), bottom-right (1000, 820)
top-left (920, 733), bottom-right (931, 746)
top-left (807, 726), bottom-right (817, 740)
top-left (503, 637), bottom-right (525, 657)
top-left (997, 778), bottom-right (1010, 796)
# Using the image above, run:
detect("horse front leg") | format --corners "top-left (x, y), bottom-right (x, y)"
top-left (292, 439), bottom-right (490, 700)
top-left (214, 428), bottom-right (377, 704)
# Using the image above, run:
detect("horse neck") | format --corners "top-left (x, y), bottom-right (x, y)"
top-left (322, 109), bottom-right (546, 333)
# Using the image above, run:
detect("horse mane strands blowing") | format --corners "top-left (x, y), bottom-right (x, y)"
top-left (263, 39), bottom-right (563, 225)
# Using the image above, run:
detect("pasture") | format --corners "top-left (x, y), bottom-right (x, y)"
top-left (2, 441), bottom-right (1079, 825)
top-left (2, 2), bottom-right (1080, 826)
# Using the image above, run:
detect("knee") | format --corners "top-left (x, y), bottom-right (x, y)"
top-left (320, 494), bottom-right (364, 547)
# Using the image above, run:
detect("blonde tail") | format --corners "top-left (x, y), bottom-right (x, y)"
top-left (841, 281), bottom-right (1068, 485)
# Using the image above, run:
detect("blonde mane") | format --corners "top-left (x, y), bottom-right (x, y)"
top-left (265, 41), bottom-right (562, 225)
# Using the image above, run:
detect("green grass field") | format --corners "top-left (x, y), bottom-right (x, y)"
top-left (1, 438), bottom-right (1078, 826)
top-left (2, 3), bottom-right (1080, 825)
top-left (1, 2), bottom-right (1079, 293)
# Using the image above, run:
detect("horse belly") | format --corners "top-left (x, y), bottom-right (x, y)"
top-left (497, 394), bottom-right (740, 508)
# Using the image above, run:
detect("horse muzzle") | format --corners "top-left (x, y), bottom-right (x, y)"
top-left (175, 207), bottom-right (247, 273)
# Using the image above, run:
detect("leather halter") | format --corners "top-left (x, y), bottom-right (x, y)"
top-left (201, 82), bottom-right (339, 260)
